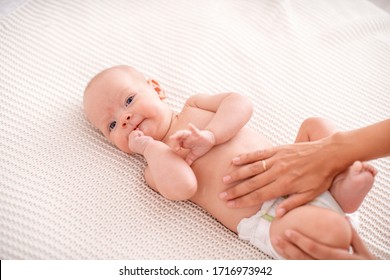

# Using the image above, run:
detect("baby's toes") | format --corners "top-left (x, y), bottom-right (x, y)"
top-left (351, 161), bottom-right (363, 173)
top-left (362, 162), bottom-right (377, 176)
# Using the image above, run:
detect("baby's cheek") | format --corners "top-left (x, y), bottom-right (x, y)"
top-left (114, 137), bottom-right (132, 154)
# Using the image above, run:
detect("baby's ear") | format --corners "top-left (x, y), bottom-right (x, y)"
top-left (147, 79), bottom-right (166, 100)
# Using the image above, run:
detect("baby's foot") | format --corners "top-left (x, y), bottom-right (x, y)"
top-left (330, 161), bottom-right (377, 213)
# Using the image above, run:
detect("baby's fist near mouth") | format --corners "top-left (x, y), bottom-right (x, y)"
top-left (128, 129), bottom-right (153, 155)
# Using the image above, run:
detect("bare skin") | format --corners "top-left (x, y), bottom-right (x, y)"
top-left (222, 119), bottom-right (389, 214)
top-left (293, 117), bottom-right (376, 214)
top-left (83, 65), bottom-right (264, 232)
top-left (221, 120), bottom-right (388, 259)
top-left (331, 161), bottom-right (376, 213)
top-left (83, 65), bottom-right (375, 258)
top-left (272, 219), bottom-right (375, 259)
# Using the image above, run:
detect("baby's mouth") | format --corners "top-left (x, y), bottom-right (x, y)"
top-left (133, 121), bottom-right (142, 131)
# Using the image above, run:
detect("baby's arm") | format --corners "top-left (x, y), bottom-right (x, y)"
top-left (170, 123), bottom-right (215, 165)
top-left (171, 93), bottom-right (253, 165)
top-left (187, 92), bottom-right (253, 144)
top-left (129, 130), bottom-right (197, 200)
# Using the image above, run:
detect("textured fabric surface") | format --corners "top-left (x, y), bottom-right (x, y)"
top-left (0, 0), bottom-right (389, 259)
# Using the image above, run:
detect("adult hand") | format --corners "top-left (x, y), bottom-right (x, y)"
top-left (221, 140), bottom-right (340, 216)
top-left (272, 224), bottom-right (375, 260)
top-left (222, 119), bottom-right (390, 215)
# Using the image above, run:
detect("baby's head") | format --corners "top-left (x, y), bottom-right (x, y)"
top-left (83, 65), bottom-right (173, 153)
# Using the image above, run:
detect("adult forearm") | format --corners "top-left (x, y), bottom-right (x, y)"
top-left (329, 119), bottom-right (390, 172)
top-left (221, 119), bottom-right (390, 211)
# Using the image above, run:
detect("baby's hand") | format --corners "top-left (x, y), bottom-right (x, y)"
top-left (170, 123), bottom-right (216, 165)
top-left (128, 130), bottom-right (153, 155)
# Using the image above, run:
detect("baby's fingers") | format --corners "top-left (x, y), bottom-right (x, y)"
top-left (170, 130), bottom-right (191, 140)
top-left (170, 130), bottom-right (191, 150)
top-left (128, 129), bottom-right (143, 140)
top-left (188, 123), bottom-right (201, 136)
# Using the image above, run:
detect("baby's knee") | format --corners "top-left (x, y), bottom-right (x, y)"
top-left (270, 205), bottom-right (352, 250)
top-left (298, 117), bottom-right (338, 141)
top-left (300, 117), bottom-right (332, 131)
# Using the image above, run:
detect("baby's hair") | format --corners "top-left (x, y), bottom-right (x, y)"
top-left (85, 65), bottom-right (129, 92)
top-left (83, 65), bottom-right (147, 99)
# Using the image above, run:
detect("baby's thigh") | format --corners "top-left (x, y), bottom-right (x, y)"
top-left (270, 205), bottom-right (352, 250)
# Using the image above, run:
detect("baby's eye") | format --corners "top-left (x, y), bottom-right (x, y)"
top-left (109, 121), bottom-right (116, 131)
top-left (126, 96), bottom-right (134, 106)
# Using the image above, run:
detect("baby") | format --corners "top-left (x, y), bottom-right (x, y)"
top-left (83, 65), bottom-right (376, 259)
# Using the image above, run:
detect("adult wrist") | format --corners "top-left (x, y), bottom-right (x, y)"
top-left (325, 131), bottom-right (355, 173)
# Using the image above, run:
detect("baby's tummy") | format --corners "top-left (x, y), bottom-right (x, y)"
top-left (191, 127), bottom-right (273, 232)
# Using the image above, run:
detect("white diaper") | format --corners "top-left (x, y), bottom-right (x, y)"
top-left (237, 191), bottom-right (345, 259)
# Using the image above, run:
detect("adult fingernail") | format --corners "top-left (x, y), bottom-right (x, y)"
top-left (222, 175), bottom-right (231, 183)
top-left (219, 192), bottom-right (227, 199)
top-left (227, 200), bottom-right (235, 207)
top-left (276, 208), bottom-right (286, 217)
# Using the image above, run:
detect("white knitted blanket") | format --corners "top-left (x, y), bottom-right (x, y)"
top-left (0, 0), bottom-right (389, 259)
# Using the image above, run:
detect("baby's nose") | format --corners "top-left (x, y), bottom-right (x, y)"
top-left (121, 114), bottom-right (131, 128)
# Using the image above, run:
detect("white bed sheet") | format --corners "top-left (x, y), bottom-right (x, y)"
top-left (0, 0), bottom-right (389, 259)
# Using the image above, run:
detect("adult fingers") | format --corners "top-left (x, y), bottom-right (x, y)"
top-left (350, 226), bottom-right (365, 253)
top-left (272, 236), bottom-right (313, 260)
top-left (223, 158), bottom-right (271, 184)
top-left (222, 179), bottom-right (285, 208)
top-left (283, 229), bottom-right (352, 260)
top-left (349, 223), bottom-right (374, 259)
top-left (232, 148), bottom-right (276, 165)
top-left (276, 192), bottom-right (317, 217)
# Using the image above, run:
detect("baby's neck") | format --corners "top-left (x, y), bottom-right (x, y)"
top-left (161, 111), bottom-right (178, 143)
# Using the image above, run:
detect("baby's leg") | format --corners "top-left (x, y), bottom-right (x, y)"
top-left (270, 205), bottom-right (352, 258)
top-left (294, 117), bottom-right (338, 143)
top-left (331, 161), bottom-right (376, 213)
top-left (294, 117), bottom-right (375, 213)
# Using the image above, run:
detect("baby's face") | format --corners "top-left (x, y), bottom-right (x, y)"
top-left (83, 66), bottom-right (171, 153)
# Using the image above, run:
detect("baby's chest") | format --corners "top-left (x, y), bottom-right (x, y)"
top-left (174, 107), bottom-right (215, 131)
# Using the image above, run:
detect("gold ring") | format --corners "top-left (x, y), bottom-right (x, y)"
top-left (262, 160), bottom-right (267, 171)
